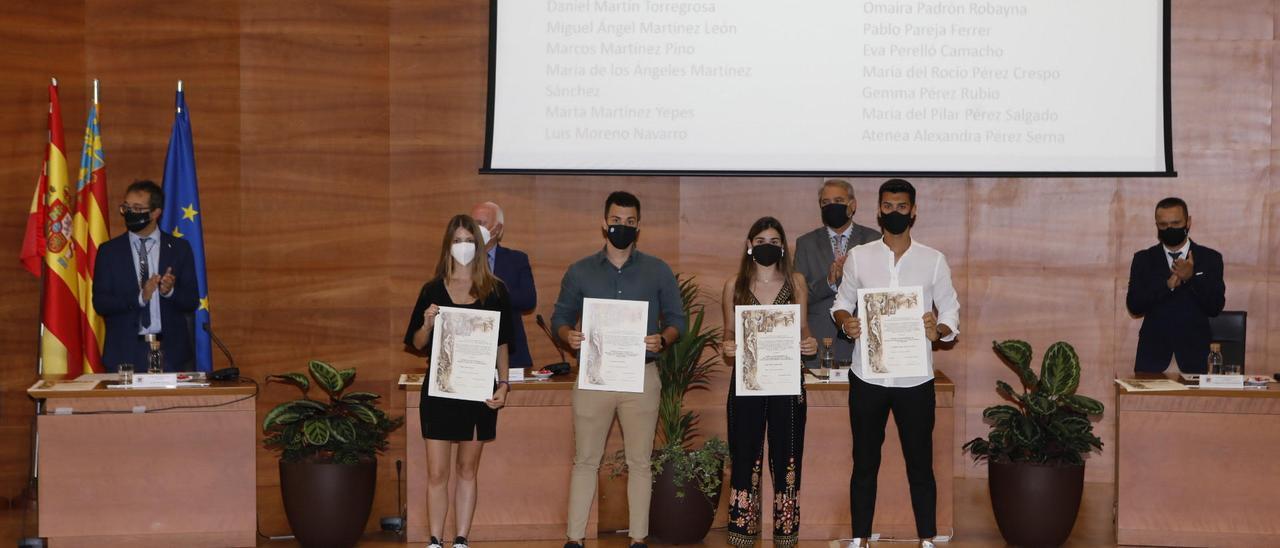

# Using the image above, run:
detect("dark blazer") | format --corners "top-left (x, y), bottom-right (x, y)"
top-left (1126, 241), bottom-right (1225, 373)
top-left (92, 231), bottom-right (200, 372)
top-left (493, 245), bottom-right (536, 368)
top-left (794, 223), bottom-right (881, 365)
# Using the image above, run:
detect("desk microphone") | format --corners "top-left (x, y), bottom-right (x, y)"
top-left (535, 314), bottom-right (572, 375)
top-left (203, 322), bottom-right (240, 381)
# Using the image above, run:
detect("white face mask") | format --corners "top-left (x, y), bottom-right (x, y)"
top-left (450, 242), bottom-right (477, 266)
top-left (478, 225), bottom-right (491, 246)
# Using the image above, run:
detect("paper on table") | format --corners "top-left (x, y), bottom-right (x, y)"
top-left (428, 306), bottom-right (501, 402)
top-left (29, 379), bottom-right (100, 391)
top-left (734, 304), bottom-right (802, 396)
top-left (1114, 378), bottom-right (1190, 392)
top-left (857, 286), bottom-right (928, 379)
top-left (578, 298), bottom-right (648, 393)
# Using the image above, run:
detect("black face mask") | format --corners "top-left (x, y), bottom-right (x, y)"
top-left (606, 224), bottom-right (638, 249)
top-left (749, 244), bottom-right (783, 267)
top-left (879, 211), bottom-right (913, 235)
top-left (821, 203), bottom-right (851, 229)
top-left (1158, 226), bottom-right (1188, 247)
top-left (123, 210), bottom-right (152, 233)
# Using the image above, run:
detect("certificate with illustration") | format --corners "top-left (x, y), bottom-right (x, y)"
top-left (857, 286), bottom-right (928, 379)
top-left (428, 306), bottom-right (501, 402)
top-left (578, 298), bottom-right (649, 393)
top-left (734, 304), bottom-right (802, 396)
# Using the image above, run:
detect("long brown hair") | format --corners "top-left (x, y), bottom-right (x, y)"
top-left (732, 216), bottom-right (796, 306)
top-left (433, 214), bottom-right (501, 301)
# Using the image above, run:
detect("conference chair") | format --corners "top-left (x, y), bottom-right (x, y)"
top-left (1208, 310), bottom-right (1246, 372)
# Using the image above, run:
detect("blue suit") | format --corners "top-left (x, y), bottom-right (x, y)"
top-left (492, 245), bottom-right (536, 368)
top-left (1126, 241), bottom-right (1226, 373)
top-left (92, 231), bottom-right (200, 372)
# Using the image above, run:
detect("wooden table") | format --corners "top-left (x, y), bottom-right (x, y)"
top-left (1116, 373), bottom-right (1280, 547)
top-left (757, 371), bottom-right (955, 541)
top-left (28, 379), bottom-right (257, 548)
top-left (401, 375), bottom-right (590, 542)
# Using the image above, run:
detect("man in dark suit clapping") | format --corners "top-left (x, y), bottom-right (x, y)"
top-left (93, 180), bottom-right (199, 372)
top-left (471, 201), bottom-right (537, 369)
top-left (794, 180), bottom-right (880, 367)
top-left (1126, 197), bottom-right (1226, 373)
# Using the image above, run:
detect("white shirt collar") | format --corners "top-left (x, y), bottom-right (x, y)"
top-left (1162, 239), bottom-right (1190, 257)
top-left (825, 224), bottom-right (853, 240)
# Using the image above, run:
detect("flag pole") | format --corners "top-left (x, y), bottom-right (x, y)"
top-left (93, 78), bottom-right (98, 105)
top-left (176, 80), bottom-right (183, 113)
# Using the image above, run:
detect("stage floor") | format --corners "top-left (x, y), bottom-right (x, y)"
top-left (3, 478), bottom-right (1119, 547)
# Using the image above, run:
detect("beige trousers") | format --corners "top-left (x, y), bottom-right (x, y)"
top-left (566, 363), bottom-right (661, 541)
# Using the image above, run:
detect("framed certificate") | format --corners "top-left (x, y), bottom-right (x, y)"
top-left (856, 286), bottom-right (928, 379)
top-left (578, 298), bottom-right (649, 393)
top-left (734, 304), bottom-right (802, 396)
top-left (428, 306), bottom-right (501, 402)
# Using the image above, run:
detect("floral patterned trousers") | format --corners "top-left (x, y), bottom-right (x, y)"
top-left (726, 386), bottom-right (807, 547)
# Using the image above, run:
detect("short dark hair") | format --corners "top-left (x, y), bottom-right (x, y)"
top-left (604, 191), bottom-right (641, 220)
top-left (1155, 196), bottom-right (1188, 218)
top-left (126, 180), bottom-right (164, 210)
top-left (878, 178), bottom-right (916, 205)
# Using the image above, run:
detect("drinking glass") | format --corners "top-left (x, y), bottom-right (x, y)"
top-left (118, 363), bottom-right (134, 385)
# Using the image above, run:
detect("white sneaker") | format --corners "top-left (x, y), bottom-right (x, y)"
top-left (846, 539), bottom-right (866, 548)
top-left (452, 536), bottom-right (469, 548)
top-left (921, 540), bottom-right (935, 548)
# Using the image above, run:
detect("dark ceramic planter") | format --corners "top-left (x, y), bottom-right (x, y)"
top-left (280, 460), bottom-right (377, 548)
top-left (988, 460), bottom-right (1084, 548)
top-left (648, 462), bottom-right (723, 544)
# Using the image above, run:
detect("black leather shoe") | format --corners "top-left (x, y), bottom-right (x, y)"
top-left (629, 543), bottom-right (647, 548)
top-left (563, 542), bottom-right (584, 548)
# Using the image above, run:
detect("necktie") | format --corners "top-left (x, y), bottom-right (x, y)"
top-left (1168, 251), bottom-right (1181, 265)
top-left (831, 233), bottom-right (847, 258)
top-left (137, 239), bottom-right (151, 328)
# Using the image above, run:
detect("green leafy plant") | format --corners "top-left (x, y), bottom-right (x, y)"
top-left (610, 275), bottom-right (729, 500)
top-left (963, 340), bottom-right (1104, 466)
top-left (263, 360), bottom-right (404, 465)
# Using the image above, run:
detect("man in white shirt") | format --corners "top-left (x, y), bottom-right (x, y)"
top-left (830, 179), bottom-right (960, 548)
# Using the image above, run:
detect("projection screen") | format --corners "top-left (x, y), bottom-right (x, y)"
top-left (483, 0), bottom-right (1173, 177)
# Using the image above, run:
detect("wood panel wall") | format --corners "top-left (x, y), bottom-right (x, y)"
top-left (1, 0), bottom-right (1277, 532)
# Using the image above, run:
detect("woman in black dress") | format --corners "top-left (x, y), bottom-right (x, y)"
top-left (720, 217), bottom-right (817, 548)
top-left (404, 214), bottom-right (512, 548)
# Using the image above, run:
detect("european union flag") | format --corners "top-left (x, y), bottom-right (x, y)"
top-left (160, 87), bottom-right (212, 372)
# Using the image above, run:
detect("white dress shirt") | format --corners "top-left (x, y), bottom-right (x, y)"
top-left (830, 239), bottom-right (960, 388)
top-left (128, 230), bottom-right (173, 334)
top-left (1163, 239), bottom-right (1190, 270)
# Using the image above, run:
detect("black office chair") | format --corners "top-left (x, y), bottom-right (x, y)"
top-left (1208, 310), bottom-right (1246, 372)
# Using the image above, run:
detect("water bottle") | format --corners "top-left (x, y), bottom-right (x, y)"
top-left (146, 335), bottom-right (164, 374)
top-left (820, 337), bottom-right (834, 380)
top-left (1207, 343), bottom-right (1223, 375)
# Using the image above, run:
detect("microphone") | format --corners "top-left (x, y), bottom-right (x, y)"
top-left (203, 322), bottom-right (240, 381)
top-left (535, 314), bottom-right (572, 375)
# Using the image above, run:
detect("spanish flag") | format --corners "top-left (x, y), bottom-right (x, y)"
top-left (73, 82), bottom-right (109, 374)
top-left (19, 80), bottom-right (83, 379)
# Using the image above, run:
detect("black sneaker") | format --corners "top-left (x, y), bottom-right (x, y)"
top-left (427, 536), bottom-right (443, 548)
top-left (629, 543), bottom-right (647, 548)
top-left (452, 536), bottom-right (469, 548)
top-left (563, 542), bottom-right (584, 548)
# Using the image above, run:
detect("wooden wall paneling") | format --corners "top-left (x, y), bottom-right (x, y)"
top-left (0, 0), bottom-right (87, 501)
top-left (238, 0), bottom-right (392, 533)
top-left (1171, 0), bottom-right (1273, 41)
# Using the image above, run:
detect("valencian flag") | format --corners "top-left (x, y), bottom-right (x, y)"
top-left (73, 81), bottom-right (110, 374)
top-left (19, 80), bottom-right (83, 378)
top-left (160, 84), bottom-right (212, 372)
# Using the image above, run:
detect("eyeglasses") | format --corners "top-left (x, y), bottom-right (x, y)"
top-left (119, 204), bottom-right (152, 214)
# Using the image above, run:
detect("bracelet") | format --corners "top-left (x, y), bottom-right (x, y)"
top-left (496, 380), bottom-right (510, 387)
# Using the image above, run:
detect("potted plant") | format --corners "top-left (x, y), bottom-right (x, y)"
top-left (962, 340), bottom-right (1104, 548)
top-left (610, 275), bottom-right (729, 544)
top-left (263, 360), bottom-right (403, 548)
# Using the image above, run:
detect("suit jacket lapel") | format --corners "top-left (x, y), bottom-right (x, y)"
top-left (814, 227), bottom-right (835, 265)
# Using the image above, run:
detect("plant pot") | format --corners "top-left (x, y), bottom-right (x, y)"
top-left (280, 460), bottom-right (377, 548)
top-left (988, 460), bottom-right (1084, 548)
top-left (648, 461), bottom-right (722, 544)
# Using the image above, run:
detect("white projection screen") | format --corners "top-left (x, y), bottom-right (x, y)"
top-left (483, 0), bottom-right (1173, 177)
